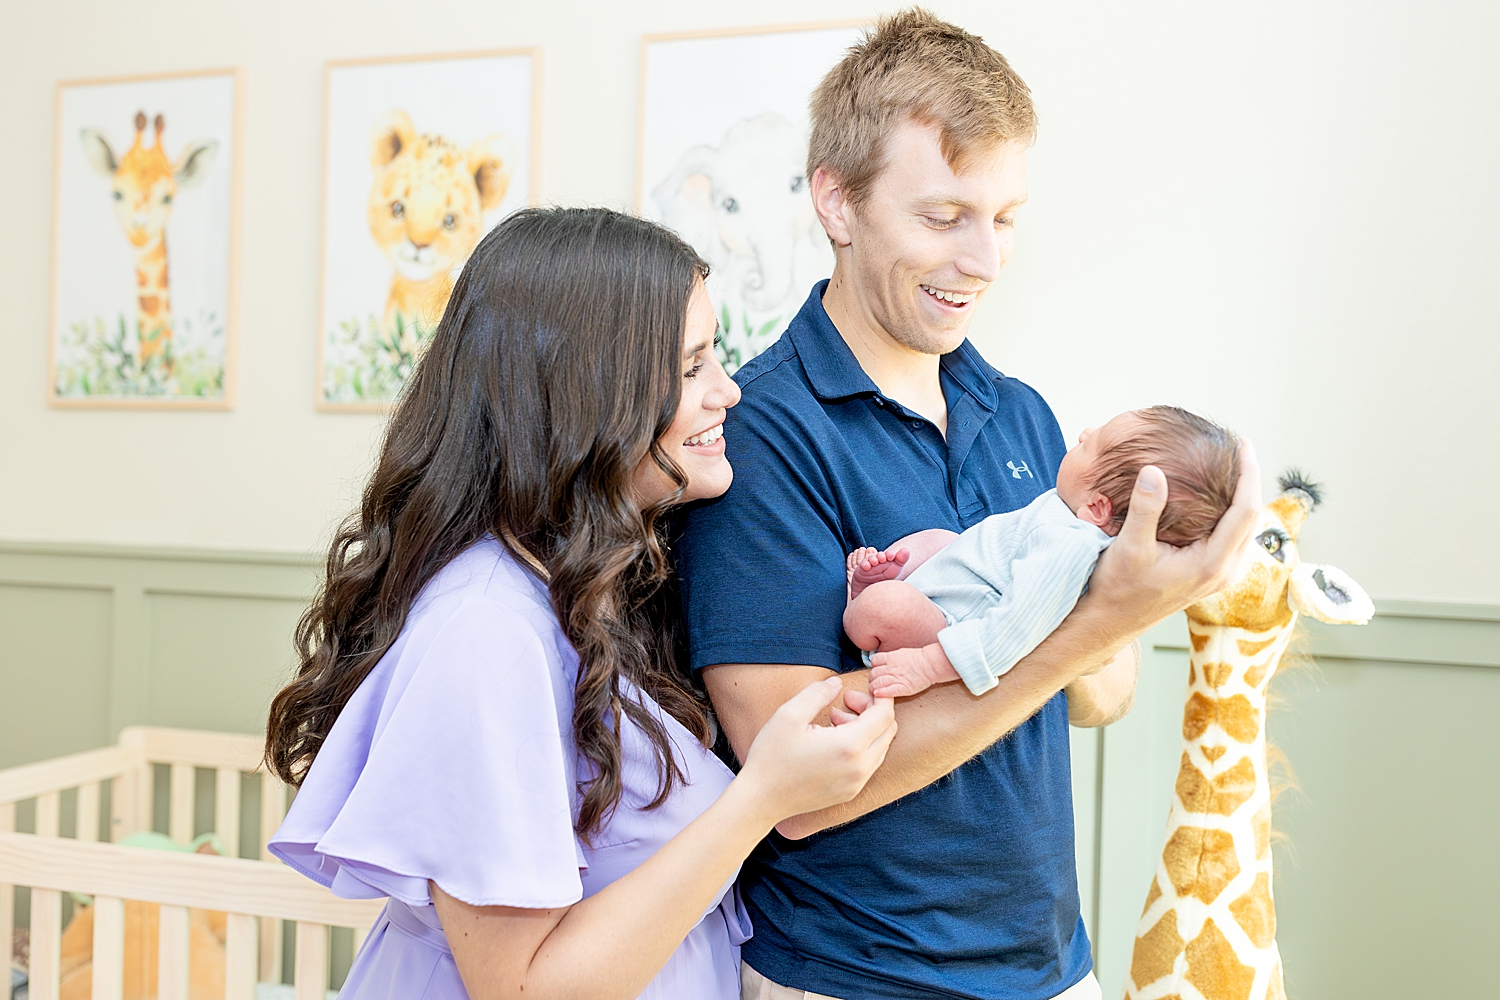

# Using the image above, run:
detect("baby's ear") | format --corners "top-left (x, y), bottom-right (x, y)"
top-left (1079, 493), bottom-right (1116, 532)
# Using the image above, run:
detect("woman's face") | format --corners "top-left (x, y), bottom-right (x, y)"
top-left (634, 280), bottom-right (741, 506)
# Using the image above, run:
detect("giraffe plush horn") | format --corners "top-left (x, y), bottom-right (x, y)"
top-left (1288, 563), bottom-right (1373, 625)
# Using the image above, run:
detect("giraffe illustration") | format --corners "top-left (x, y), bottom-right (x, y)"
top-left (80, 111), bottom-right (218, 368)
top-left (1123, 471), bottom-right (1373, 1000)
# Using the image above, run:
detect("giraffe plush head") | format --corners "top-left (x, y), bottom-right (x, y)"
top-left (1187, 470), bottom-right (1373, 633)
top-left (81, 111), bottom-right (218, 248)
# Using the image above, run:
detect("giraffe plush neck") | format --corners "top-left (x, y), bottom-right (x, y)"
top-left (1124, 473), bottom-right (1372, 1000)
top-left (81, 111), bottom-right (217, 367)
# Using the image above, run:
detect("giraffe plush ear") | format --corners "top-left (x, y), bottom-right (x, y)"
top-left (79, 129), bottom-right (119, 177)
top-left (1287, 563), bottom-right (1373, 625)
top-left (466, 136), bottom-right (512, 212)
top-left (371, 109), bottom-right (417, 171)
top-left (174, 139), bottom-right (219, 189)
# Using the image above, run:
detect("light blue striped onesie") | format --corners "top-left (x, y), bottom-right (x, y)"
top-left (903, 488), bottom-right (1113, 695)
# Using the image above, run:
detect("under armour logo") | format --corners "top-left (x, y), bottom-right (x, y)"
top-left (1007, 460), bottom-right (1033, 480)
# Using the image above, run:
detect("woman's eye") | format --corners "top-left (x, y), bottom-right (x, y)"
top-left (390, 201), bottom-right (405, 218)
top-left (685, 362), bottom-right (705, 379)
top-left (442, 213), bottom-right (456, 229)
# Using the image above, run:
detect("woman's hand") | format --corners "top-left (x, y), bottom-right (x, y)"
top-left (735, 676), bottom-right (897, 826)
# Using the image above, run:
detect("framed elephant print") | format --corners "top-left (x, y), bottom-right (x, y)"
top-left (49, 68), bottom-right (242, 408)
top-left (318, 49), bottom-right (540, 410)
top-left (638, 21), bottom-right (866, 372)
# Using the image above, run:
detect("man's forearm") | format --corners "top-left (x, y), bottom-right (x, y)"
top-left (1065, 640), bottom-right (1140, 727)
top-left (765, 592), bottom-right (1138, 838)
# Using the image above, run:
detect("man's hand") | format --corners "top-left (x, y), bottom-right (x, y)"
top-left (1082, 443), bottom-right (1263, 637)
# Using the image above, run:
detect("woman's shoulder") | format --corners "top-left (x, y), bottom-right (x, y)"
top-left (410, 536), bottom-right (553, 626)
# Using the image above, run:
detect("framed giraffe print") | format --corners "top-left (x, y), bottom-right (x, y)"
top-left (637, 21), bottom-right (866, 374)
top-left (318, 49), bottom-right (541, 411)
top-left (49, 68), bottom-right (242, 409)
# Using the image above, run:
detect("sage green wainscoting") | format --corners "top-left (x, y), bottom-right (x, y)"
top-left (1080, 601), bottom-right (1500, 1000)
top-left (3, 541), bottom-right (1496, 996)
top-left (0, 541), bottom-right (318, 770)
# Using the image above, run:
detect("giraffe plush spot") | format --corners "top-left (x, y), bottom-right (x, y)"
top-left (1267, 959), bottom-right (1286, 1000)
top-left (1129, 911), bottom-right (1185, 990)
top-left (1237, 636), bottom-right (1276, 657)
top-left (1183, 693), bottom-right (1214, 740)
top-left (1162, 826), bottom-right (1240, 904)
top-left (1176, 754), bottom-right (1257, 816)
top-left (1229, 872), bottom-right (1276, 948)
top-left (1242, 659), bottom-right (1268, 689)
top-left (1185, 918), bottom-right (1257, 1000)
top-left (139, 295), bottom-right (161, 316)
top-left (1201, 745), bottom-right (1227, 763)
top-left (1217, 695), bottom-right (1260, 743)
top-left (1189, 663), bottom-right (1197, 685)
top-left (1142, 877), bottom-right (1162, 915)
top-left (1252, 803), bottom-right (1271, 860)
top-left (1201, 662), bottom-right (1232, 688)
top-left (1190, 631), bottom-right (1210, 652)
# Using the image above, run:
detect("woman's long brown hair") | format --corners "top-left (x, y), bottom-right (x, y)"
top-left (265, 207), bottom-right (711, 840)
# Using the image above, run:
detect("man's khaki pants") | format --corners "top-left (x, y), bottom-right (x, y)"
top-left (741, 961), bottom-right (1104, 1000)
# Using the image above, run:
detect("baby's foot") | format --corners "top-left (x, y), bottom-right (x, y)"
top-left (847, 546), bottom-right (910, 600)
top-left (868, 645), bottom-right (960, 698)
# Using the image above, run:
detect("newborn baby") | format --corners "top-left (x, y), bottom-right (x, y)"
top-left (845, 405), bottom-right (1240, 698)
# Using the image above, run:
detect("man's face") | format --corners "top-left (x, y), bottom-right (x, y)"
top-left (840, 123), bottom-right (1028, 355)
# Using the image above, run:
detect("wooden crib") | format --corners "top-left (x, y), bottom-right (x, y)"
top-left (0, 727), bottom-right (382, 1000)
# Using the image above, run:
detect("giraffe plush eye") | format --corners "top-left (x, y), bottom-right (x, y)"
top-left (442, 213), bottom-right (456, 229)
top-left (722, 197), bottom-right (739, 213)
top-left (790, 176), bottom-right (805, 193)
top-left (112, 190), bottom-right (123, 201)
top-left (1257, 530), bottom-right (1286, 562)
top-left (162, 193), bottom-right (173, 205)
top-left (391, 200), bottom-right (405, 219)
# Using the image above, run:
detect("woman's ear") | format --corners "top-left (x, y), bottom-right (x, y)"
top-left (1078, 493), bottom-right (1116, 532)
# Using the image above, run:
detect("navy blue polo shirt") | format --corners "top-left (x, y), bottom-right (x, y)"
top-left (676, 282), bottom-right (1090, 1000)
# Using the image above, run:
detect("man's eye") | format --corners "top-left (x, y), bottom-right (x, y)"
top-left (927, 217), bottom-right (959, 229)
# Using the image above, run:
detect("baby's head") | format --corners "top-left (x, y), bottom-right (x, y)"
top-left (1055, 405), bottom-right (1240, 546)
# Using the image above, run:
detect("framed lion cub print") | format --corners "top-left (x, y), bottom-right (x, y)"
top-left (318, 50), bottom-right (540, 410)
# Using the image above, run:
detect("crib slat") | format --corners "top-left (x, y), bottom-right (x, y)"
top-left (158, 903), bottom-right (191, 1000)
top-left (293, 922), bottom-right (328, 1000)
top-left (77, 781), bottom-right (101, 843)
top-left (169, 764), bottom-right (194, 845)
top-left (91, 895), bottom-right (126, 1000)
top-left (109, 772), bottom-right (134, 841)
top-left (36, 790), bottom-right (61, 837)
top-left (29, 887), bottom-right (62, 1000)
top-left (0, 802), bottom-right (13, 986)
top-left (224, 912), bottom-right (257, 1000)
top-left (216, 769), bottom-right (241, 857)
top-left (259, 772), bottom-right (287, 983)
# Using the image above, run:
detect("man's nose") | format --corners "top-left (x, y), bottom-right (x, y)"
top-left (956, 223), bottom-right (1004, 283)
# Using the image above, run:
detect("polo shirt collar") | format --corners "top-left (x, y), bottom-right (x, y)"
top-left (787, 280), bottom-right (1000, 412)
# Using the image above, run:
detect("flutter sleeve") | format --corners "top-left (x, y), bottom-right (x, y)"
top-left (938, 523), bottom-right (1112, 696)
top-left (269, 592), bottom-right (586, 909)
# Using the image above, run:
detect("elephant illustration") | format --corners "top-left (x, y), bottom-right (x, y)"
top-left (653, 113), bottom-right (833, 370)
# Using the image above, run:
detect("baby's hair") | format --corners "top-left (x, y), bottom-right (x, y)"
top-left (1088, 406), bottom-right (1241, 546)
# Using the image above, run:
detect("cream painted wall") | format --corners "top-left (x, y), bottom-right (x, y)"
top-left (1, 0), bottom-right (1495, 602)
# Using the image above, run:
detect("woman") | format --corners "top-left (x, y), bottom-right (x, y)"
top-left (264, 207), bottom-right (896, 1000)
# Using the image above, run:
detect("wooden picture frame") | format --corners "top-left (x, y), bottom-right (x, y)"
top-left (316, 48), bottom-right (543, 413)
top-left (48, 68), bottom-right (244, 409)
top-left (636, 21), bottom-right (867, 372)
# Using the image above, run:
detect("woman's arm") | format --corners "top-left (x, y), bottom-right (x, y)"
top-left (434, 677), bottom-right (896, 1000)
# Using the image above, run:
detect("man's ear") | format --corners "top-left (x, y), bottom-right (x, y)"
top-left (810, 166), bottom-right (853, 248)
top-left (1079, 493), bottom-right (1115, 532)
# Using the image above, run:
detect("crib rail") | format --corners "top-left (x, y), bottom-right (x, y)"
top-left (0, 832), bottom-right (382, 1000)
top-left (0, 727), bottom-right (322, 994)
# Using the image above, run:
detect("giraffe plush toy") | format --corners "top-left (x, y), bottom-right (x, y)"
top-left (80, 111), bottom-right (218, 369)
top-left (1123, 471), bottom-right (1373, 1000)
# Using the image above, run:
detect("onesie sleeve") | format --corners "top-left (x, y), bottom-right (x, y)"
top-left (938, 525), bottom-right (1110, 695)
top-left (269, 594), bottom-right (586, 909)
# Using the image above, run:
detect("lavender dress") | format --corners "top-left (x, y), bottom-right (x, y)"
top-left (269, 538), bottom-right (749, 999)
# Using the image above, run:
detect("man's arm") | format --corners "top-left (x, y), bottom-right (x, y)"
top-left (1065, 639), bottom-right (1140, 727)
top-left (705, 447), bottom-right (1261, 839)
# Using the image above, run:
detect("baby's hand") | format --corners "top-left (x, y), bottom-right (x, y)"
top-left (868, 644), bottom-right (961, 698)
top-left (846, 546), bottom-right (911, 600)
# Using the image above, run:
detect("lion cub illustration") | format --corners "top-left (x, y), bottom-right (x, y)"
top-left (367, 110), bottom-right (511, 350)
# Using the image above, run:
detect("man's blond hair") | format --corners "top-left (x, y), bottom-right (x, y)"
top-left (808, 8), bottom-right (1036, 206)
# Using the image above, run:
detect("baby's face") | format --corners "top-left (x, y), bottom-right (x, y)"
top-left (1055, 411), bottom-right (1143, 514)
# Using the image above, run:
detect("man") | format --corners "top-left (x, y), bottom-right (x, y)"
top-left (676, 10), bottom-right (1260, 1000)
